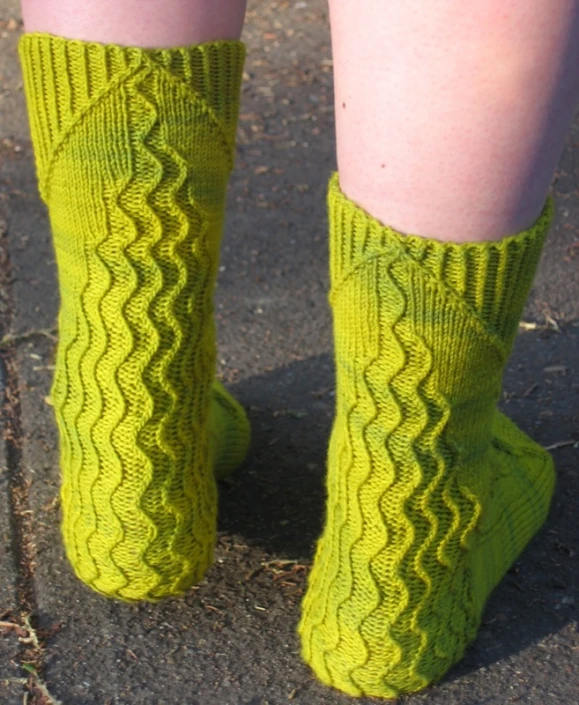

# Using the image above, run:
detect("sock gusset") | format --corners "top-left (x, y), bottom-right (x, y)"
top-left (19, 33), bottom-right (248, 600)
top-left (299, 174), bottom-right (555, 697)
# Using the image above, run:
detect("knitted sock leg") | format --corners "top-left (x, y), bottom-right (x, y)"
top-left (299, 174), bottom-right (555, 697)
top-left (19, 34), bottom-right (250, 601)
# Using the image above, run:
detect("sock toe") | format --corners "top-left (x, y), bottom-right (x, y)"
top-left (210, 380), bottom-right (251, 480)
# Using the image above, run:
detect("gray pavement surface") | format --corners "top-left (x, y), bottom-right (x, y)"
top-left (1, 1), bottom-right (578, 703)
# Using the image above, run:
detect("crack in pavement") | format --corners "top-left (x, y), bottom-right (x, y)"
top-left (0, 213), bottom-right (47, 703)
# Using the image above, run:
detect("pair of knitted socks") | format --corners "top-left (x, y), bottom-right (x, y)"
top-left (19, 34), bottom-right (555, 698)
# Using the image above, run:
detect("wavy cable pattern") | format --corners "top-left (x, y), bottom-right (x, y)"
top-left (19, 34), bottom-right (250, 601)
top-left (299, 175), bottom-right (556, 697)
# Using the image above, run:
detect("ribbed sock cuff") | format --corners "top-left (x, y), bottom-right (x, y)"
top-left (328, 173), bottom-right (553, 345)
top-left (19, 32), bottom-right (246, 200)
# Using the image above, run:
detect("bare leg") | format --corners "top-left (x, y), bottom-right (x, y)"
top-left (20, 0), bottom-right (247, 47)
top-left (330, 0), bottom-right (579, 242)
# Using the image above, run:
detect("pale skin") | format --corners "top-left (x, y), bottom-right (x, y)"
top-left (20, 0), bottom-right (248, 47)
top-left (19, 0), bottom-right (579, 244)
top-left (331, 0), bottom-right (579, 242)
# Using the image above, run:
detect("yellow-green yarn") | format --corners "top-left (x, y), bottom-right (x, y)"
top-left (210, 379), bottom-right (251, 481)
top-left (19, 33), bottom-right (250, 601)
top-left (298, 174), bottom-right (555, 697)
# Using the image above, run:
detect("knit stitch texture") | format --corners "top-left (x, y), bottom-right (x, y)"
top-left (299, 174), bottom-right (555, 697)
top-left (19, 33), bottom-right (249, 600)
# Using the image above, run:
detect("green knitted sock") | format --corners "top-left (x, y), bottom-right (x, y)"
top-left (19, 33), bottom-right (250, 601)
top-left (299, 174), bottom-right (555, 697)
top-left (210, 379), bottom-right (251, 481)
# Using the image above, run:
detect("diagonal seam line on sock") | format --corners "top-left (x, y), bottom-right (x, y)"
top-left (330, 249), bottom-right (511, 362)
